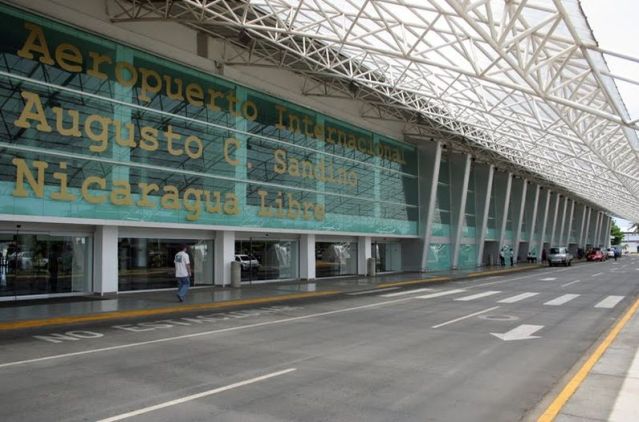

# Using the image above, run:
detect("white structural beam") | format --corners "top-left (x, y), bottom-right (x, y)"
top-left (498, 172), bottom-right (514, 251)
top-left (513, 178), bottom-right (529, 262)
top-left (527, 184), bottom-right (541, 255)
top-left (549, 193), bottom-right (561, 248)
top-left (421, 141), bottom-right (442, 270)
top-left (538, 189), bottom-right (552, 257)
top-left (452, 154), bottom-right (472, 269)
top-left (476, 164), bottom-right (495, 266)
top-left (566, 200), bottom-right (575, 246)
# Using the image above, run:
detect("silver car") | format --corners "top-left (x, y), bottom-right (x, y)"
top-left (548, 247), bottom-right (573, 267)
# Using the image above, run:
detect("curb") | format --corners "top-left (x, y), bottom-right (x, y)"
top-left (0, 290), bottom-right (340, 332)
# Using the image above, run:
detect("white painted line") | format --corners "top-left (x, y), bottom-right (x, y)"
top-left (97, 368), bottom-right (297, 422)
top-left (432, 306), bottom-right (500, 329)
top-left (591, 272), bottom-right (603, 277)
top-left (380, 287), bottom-right (435, 297)
top-left (497, 292), bottom-right (539, 304)
top-left (544, 294), bottom-right (580, 306)
top-left (540, 277), bottom-right (557, 281)
top-left (454, 291), bottom-right (502, 302)
top-left (595, 296), bottom-right (625, 309)
top-left (347, 287), bottom-right (400, 296)
top-left (0, 296), bottom-right (421, 369)
top-left (561, 279), bottom-right (582, 287)
top-left (414, 289), bottom-right (466, 299)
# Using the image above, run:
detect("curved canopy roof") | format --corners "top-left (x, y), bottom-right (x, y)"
top-left (109, 0), bottom-right (639, 221)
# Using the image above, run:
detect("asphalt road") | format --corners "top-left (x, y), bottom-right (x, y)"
top-left (0, 257), bottom-right (638, 422)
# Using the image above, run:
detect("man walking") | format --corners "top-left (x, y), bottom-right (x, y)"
top-left (175, 244), bottom-right (191, 302)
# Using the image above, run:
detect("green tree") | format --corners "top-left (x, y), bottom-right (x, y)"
top-left (610, 221), bottom-right (624, 245)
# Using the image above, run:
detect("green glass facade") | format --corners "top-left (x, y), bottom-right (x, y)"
top-left (0, 4), bottom-right (418, 236)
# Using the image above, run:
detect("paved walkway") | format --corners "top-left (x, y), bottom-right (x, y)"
top-left (0, 261), bottom-right (637, 422)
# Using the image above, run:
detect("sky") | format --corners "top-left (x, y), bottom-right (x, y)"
top-left (579, 0), bottom-right (639, 231)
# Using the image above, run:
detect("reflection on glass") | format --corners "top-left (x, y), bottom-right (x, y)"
top-left (0, 233), bottom-right (92, 297)
top-left (372, 242), bottom-right (402, 273)
top-left (315, 242), bottom-right (357, 277)
top-left (235, 240), bottom-right (299, 282)
top-left (118, 238), bottom-right (213, 291)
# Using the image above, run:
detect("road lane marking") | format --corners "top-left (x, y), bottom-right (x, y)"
top-left (0, 296), bottom-right (421, 369)
top-left (561, 279), bottom-right (581, 287)
top-left (380, 287), bottom-right (435, 297)
top-left (347, 287), bottom-right (400, 295)
top-left (454, 291), bottom-right (501, 301)
top-left (544, 294), bottom-right (580, 306)
top-left (591, 272), bottom-right (603, 277)
top-left (540, 278), bottom-right (557, 281)
top-left (497, 292), bottom-right (539, 303)
top-left (432, 306), bottom-right (500, 329)
top-left (538, 296), bottom-right (639, 422)
top-left (414, 289), bottom-right (466, 299)
top-left (595, 296), bottom-right (625, 309)
top-left (97, 368), bottom-right (297, 422)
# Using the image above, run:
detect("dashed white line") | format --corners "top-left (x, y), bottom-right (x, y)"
top-left (562, 279), bottom-right (582, 287)
top-left (591, 272), bottom-right (603, 277)
top-left (497, 292), bottom-right (539, 304)
top-left (544, 294), bottom-right (580, 306)
top-left (380, 287), bottom-right (435, 297)
top-left (595, 296), bottom-right (625, 309)
top-left (414, 289), bottom-right (466, 299)
top-left (454, 291), bottom-right (501, 302)
top-left (540, 278), bottom-right (557, 281)
top-left (432, 306), bottom-right (500, 329)
top-left (97, 368), bottom-right (297, 422)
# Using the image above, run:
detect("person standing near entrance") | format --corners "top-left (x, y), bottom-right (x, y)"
top-left (175, 244), bottom-right (191, 302)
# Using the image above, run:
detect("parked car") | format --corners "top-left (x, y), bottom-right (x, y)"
top-left (607, 248), bottom-right (616, 258)
top-left (548, 247), bottom-right (573, 266)
top-left (586, 249), bottom-right (605, 262)
top-left (235, 254), bottom-right (259, 271)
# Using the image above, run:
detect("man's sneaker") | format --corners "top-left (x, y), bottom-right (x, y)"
top-left (177, 294), bottom-right (183, 302)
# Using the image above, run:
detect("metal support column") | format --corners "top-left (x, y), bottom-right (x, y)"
top-left (558, 196), bottom-right (569, 246)
top-left (527, 184), bottom-right (541, 255)
top-left (420, 141), bottom-right (442, 270)
top-left (549, 193), bottom-right (561, 248)
top-left (476, 164), bottom-right (495, 266)
top-left (538, 189), bottom-right (551, 258)
top-left (565, 200), bottom-right (575, 246)
top-left (452, 154), bottom-right (472, 269)
top-left (513, 178), bottom-right (528, 263)
top-left (593, 211), bottom-right (602, 248)
top-left (498, 172), bottom-right (513, 252)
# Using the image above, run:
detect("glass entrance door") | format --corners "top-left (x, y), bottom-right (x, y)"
top-left (0, 232), bottom-right (92, 298)
top-left (372, 241), bottom-right (402, 273)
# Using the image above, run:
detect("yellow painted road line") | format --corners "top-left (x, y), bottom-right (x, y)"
top-left (0, 290), bottom-right (340, 332)
top-left (377, 276), bottom-right (450, 288)
top-left (537, 295), bottom-right (639, 422)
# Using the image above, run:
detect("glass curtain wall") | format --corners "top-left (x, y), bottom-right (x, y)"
top-left (234, 239), bottom-right (299, 282)
top-left (315, 241), bottom-right (357, 277)
top-left (372, 241), bottom-right (402, 273)
top-left (0, 233), bottom-right (92, 297)
top-left (118, 238), bottom-right (213, 291)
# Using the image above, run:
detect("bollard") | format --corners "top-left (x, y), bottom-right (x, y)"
top-left (367, 257), bottom-right (376, 276)
top-left (231, 261), bottom-right (241, 287)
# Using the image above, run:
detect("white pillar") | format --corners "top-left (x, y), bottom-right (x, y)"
top-left (583, 207), bottom-right (592, 247)
top-left (593, 211), bottom-right (602, 247)
top-left (420, 141), bottom-right (442, 270)
top-left (606, 217), bottom-right (613, 248)
top-left (300, 234), bottom-right (316, 280)
top-left (214, 231), bottom-right (235, 286)
top-left (94, 225), bottom-right (118, 294)
top-left (513, 178), bottom-right (528, 262)
top-left (538, 189), bottom-right (551, 257)
top-left (578, 205), bottom-right (587, 247)
top-left (565, 200), bottom-right (575, 246)
top-left (549, 193), bottom-right (561, 247)
top-left (498, 172), bottom-right (513, 251)
top-left (476, 164), bottom-right (495, 265)
top-left (527, 184), bottom-right (541, 255)
top-left (452, 154), bottom-right (472, 269)
top-left (358, 236), bottom-right (371, 275)
top-left (558, 196), bottom-right (569, 246)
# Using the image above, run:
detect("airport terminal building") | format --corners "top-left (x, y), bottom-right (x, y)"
top-left (0, 0), bottom-right (630, 300)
